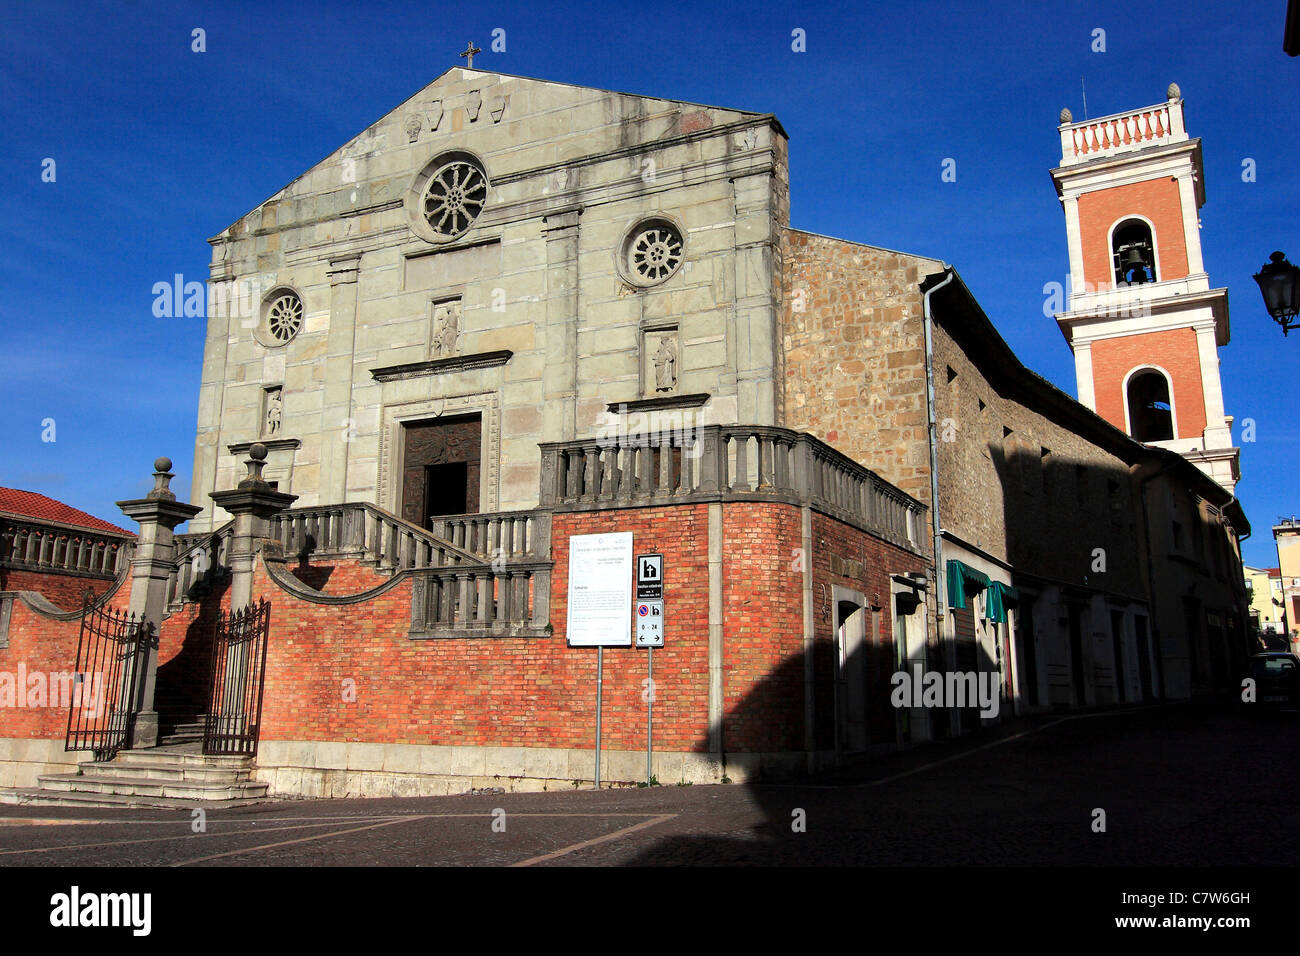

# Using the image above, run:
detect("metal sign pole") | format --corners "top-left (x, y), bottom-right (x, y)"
top-left (647, 646), bottom-right (654, 784)
top-left (595, 645), bottom-right (603, 790)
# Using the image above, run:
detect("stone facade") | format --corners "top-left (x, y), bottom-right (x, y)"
top-left (191, 69), bottom-right (790, 531)
top-left (781, 230), bottom-right (941, 505)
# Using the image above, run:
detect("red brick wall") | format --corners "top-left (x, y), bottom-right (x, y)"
top-left (0, 587), bottom-right (131, 738)
top-left (811, 513), bottom-right (926, 750)
top-left (156, 581), bottom-right (230, 719)
top-left (0, 568), bottom-right (118, 612)
top-left (721, 503), bottom-right (805, 753)
top-left (1077, 178), bottom-right (1189, 289)
top-left (2, 501), bottom-right (927, 763)
top-left (255, 505), bottom-right (712, 754)
top-left (1091, 328), bottom-right (1206, 440)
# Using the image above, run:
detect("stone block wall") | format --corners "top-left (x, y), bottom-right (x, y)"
top-left (780, 229), bottom-right (942, 506)
top-left (931, 323), bottom-right (1146, 600)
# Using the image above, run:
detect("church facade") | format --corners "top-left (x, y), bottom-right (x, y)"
top-left (189, 68), bottom-right (791, 532)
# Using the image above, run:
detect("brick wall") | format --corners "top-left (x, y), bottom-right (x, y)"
top-left (1077, 178), bottom-right (1190, 288)
top-left (0, 586), bottom-right (131, 738)
top-left (1, 498), bottom-right (925, 767)
top-left (811, 512), bottom-right (927, 749)
top-left (0, 568), bottom-right (118, 612)
top-left (781, 229), bottom-right (942, 506)
top-left (720, 503), bottom-right (805, 753)
top-left (1090, 328), bottom-right (1206, 440)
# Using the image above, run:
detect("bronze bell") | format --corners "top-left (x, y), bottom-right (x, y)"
top-left (1121, 245), bottom-right (1151, 282)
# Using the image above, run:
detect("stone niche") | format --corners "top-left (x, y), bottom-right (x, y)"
top-left (642, 326), bottom-right (681, 397)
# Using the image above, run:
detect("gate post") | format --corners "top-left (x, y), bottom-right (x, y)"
top-left (209, 443), bottom-right (298, 612)
top-left (116, 457), bottom-right (203, 749)
top-left (208, 444), bottom-right (296, 744)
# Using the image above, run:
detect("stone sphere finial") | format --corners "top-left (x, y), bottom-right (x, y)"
top-left (1166, 82), bottom-right (1181, 100)
top-left (148, 457), bottom-right (177, 501)
top-left (249, 443), bottom-right (268, 462)
top-left (1059, 107), bottom-right (1073, 124)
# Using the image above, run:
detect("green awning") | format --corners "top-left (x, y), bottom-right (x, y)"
top-left (984, 581), bottom-right (1021, 624)
top-left (946, 559), bottom-right (991, 610)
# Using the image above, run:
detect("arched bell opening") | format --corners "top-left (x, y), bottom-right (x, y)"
top-left (1112, 218), bottom-right (1157, 285)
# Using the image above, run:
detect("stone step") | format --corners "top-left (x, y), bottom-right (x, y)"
top-left (36, 772), bottom-right (268, 802)
top-left (114, 749), bottom-right (250, 769)
top-left (78, 761), bottom-right (253, 784)
top-left (1, 788), bottom-right (267, 810)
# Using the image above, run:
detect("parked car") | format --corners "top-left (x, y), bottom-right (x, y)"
top-left (1245, 652), bottom-right (1300, 708)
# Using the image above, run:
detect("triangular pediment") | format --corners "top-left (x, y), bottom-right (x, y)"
top-left (212, 68), bottom-right (773, 241)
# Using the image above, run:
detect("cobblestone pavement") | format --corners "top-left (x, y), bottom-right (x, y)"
top-left (0, 701), bottom-right (1294, 867)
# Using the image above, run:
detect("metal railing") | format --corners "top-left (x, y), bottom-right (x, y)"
top-left (65, 598), bottom-right (153, 761)
top-left (204, 598), bottom-right (271, 756)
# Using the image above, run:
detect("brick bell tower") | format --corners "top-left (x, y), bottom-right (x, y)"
top-left (1050, 83), bottom-right (1240, 494)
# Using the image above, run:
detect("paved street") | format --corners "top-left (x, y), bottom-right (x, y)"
top-left (0, 701), bottom-right (1295, 867)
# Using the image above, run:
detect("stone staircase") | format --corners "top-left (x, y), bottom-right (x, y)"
top-left (2, 744), bottom-right (269, 809)
top-left (158, 712), bottom-right (207, 748)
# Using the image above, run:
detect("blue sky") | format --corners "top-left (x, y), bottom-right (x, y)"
top-left (1, 0), bottom-right (1295, 568)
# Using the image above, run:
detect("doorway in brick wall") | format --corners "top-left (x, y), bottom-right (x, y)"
top-left (835, 598), bottom-right (869, 755)
top-left (400, 414), bottom-right (481, 529)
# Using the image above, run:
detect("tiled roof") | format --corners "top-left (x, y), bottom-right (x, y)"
top-left (0, 488), bottom-right (134, 536)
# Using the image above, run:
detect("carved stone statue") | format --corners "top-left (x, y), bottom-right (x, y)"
top-left (432, 302), bottom-right (460, 357)
top-left (652, 336), bottom-right (677, 392)
top-left (264, 389), bottom-right (282, 436)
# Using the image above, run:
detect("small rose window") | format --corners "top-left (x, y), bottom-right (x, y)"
top-left (265, 292), bottom-right (303, 344)
top-left (421, 159), bottom-right (488, 239)
top-left (624, 219), bottom-right (684, 285)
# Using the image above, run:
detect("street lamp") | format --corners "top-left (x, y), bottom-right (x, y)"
top-left (1254, 251), bottom-right (1300, 336)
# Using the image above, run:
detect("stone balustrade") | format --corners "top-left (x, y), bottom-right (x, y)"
top-left (540, 424), bottom-right (926, 552)
top-left (169, 524), bottom-right (233, 607)
top-left (269, 502), bottom-right (481, 573)
top-left (431, 509), bottom-right (551, 561)
top-left (0, 518), bottom-right (132, 580)
top-left (409, 560), bottom-right (551, 639)
top-left (1059, 99), bottom-right (1185, 166)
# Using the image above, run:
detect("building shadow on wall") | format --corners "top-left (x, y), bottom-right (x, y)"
top-left (619, 633), bottom-right (1005, 865)
top-left (154, 577), bottom-right (227, 724)
top-left (284, 533), bottom-right (335, 591)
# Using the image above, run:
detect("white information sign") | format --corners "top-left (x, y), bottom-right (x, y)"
top-left (566, 532), bottom-right (634, 647)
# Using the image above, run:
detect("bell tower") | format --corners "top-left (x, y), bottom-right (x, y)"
top-left (1050, 83), bottom-right (1239, 493)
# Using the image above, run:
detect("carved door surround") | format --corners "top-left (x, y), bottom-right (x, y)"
top-left (379, 391), bottom-right (500, 516)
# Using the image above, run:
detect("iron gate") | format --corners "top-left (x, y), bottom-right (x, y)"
top-left (204, 599), bottom-right (271, 755)
top-left (65, 599), bottom-right (154, 761)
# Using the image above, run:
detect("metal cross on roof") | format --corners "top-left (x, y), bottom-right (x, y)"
top-left (459, 41), bottom-right (481, 68)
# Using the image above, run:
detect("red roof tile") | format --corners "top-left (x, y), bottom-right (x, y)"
top-left (0, 488), bottom-right (134, 537)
